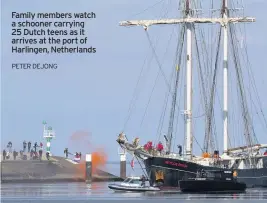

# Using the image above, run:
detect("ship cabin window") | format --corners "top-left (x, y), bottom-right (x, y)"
top-left (205, 172), bottom-right (219, 179)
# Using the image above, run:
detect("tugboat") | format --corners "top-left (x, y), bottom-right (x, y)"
top-left (179, 169), bottom-right (246, 193)
top-left (108, 176), bottom-right (160, 192)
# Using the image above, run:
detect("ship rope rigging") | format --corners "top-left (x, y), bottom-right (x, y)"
top-left (117, 0), bottom-right (267, 167)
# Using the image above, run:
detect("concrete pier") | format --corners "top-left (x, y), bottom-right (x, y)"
top-left (1, 155), bottom-right (123, 183)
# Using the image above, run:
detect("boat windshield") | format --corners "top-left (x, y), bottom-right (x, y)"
top-left (123, 178), bottom-right (131, 183)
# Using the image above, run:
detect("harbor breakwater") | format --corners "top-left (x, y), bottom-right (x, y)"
top-left (1, 156), bottom-right (123, 183)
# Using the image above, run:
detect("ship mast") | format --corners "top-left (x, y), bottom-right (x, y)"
top-left (185, 0), bottom-right (193, 160)
top-left (119, 0), bottom-right (255, 159)
top-left (222, 0), bottom-right (229, 155)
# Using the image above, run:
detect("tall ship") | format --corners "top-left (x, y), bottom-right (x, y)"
top-left (116, 0), bottom-right (267, 188)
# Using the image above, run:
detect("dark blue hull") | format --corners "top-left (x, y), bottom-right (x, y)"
top-left (144, 156), bottom-right (267, 188)
top-left (179, 179), bottom-right (246, 193)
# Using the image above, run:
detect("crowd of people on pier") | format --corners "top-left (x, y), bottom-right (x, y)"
top-left (2, 141), bottom-right (50, 161)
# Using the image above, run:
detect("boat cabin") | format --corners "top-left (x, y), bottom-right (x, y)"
top-left (121, 176), bottom-right (150, 187)
top-left (195, 169), bottom-right (236, 181)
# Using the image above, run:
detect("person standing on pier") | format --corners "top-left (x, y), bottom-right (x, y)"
top-left (64, 148), bottom-right (69, 158)
top-left (34, 142), bottom-right (38, 152)
top-left (46, 152), bottom-right (50, 160)
top-left (3, 149), bottom-right (6, 160)
top-left (23, 141), bottom-right (27, 152)
top-left (28, 141), bottom-right (31, 152)
top-left (13, 150), bottom-right (18, 160)
top-left (39, 149), bottom-right (43, 161)
top-left (7, 141), bottom-right (12, 153)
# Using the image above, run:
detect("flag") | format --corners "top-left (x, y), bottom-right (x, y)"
top-left (130, 157), bottom-right (134, 169)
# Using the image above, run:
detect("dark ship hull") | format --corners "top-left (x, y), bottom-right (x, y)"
top-left (144, 156), bottom-right (267, 188)
top-left (179, 180), bottom-right (246, 193)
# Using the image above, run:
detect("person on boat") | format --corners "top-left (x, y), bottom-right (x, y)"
top-left (117, 132), bottom-right (126, 144)
top-left (140, 175), bottom-right (146, 187)
top-left (3, 149), bottom-right (6, 160)
top-left (178, 145), bottom-right (182, 156)
top-left (156, 142), bottom-right (163, 155)
top-left (233, 170), bottom-right (238, 181)
top-left (133, 137), bottom-right (140, 148)
top-left (264, 150), bottom-right (267, 156)
top-left (200, 169), bottom-right (206, 178)
top-left (27, 141), bottom-right (31, 152)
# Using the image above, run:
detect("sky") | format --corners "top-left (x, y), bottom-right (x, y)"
top-left (1, 0), bottom-right (267, 161)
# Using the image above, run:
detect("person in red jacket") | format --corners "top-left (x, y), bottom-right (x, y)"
top-left (156, 142), bottom-right (164, 155)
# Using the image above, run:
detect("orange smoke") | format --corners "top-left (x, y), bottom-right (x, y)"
top-left (92, 149), bottom-right (107, 173)
top-left (77, 150), bottom-right (107, 177)
top-left (69, 131), bottom-right (107, 178)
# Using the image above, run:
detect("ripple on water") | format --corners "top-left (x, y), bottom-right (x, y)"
top-left (1, 182), bottom-right (267, 201)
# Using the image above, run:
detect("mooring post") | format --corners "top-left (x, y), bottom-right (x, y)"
top-left (120, 152), bottom-right (126, 179)
top-left (85, 154), bottom-right (92, 183)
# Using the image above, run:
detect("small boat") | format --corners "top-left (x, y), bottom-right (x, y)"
top-left (108, 176), bottom-right (160, 192)
top-left (179, 169), bottom-right (246, 193)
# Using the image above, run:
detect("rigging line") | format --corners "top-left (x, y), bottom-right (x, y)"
top-left (156, 23), bottom-right (185, 149)
top-left (128, 0), bottom-right (168, 18)
top-left (241, 23), bottom-right (267, 130)
top-left (139, 66), bottom-right (161, 130)
top-left (229, 24), bottom-right (258, 147)
top-left (193, 24), bottom-right (211, 152)
top-left (171, 64), bottom-right (185, 153)
top-left (155, 24), bottom-right (185, 144)
top-left (145, 31), bottom-right (172, 90)
top-left (136, 156), bottom-right (149, 180)
top-left (202, 26), bottom-right (222, 153)
top-left (192, 126), bottom-right (204, 153)
top-left (122, 34), bottom-right (164, 132)
top-left (122, 53), bottom-right (150, 131)
top-left (166, 25), bottom-right (186, 151)
top-left (230, 23), bottom-right (259, 145)
top-left (159, 0), bottom-right (171, 19)
top-left (122, 0), bottom-right (174, 132)
top-left (139, 26), bottom-right (177, 131)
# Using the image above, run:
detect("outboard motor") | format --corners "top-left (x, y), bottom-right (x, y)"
top-left (178, 145), bottom-right (182, 156)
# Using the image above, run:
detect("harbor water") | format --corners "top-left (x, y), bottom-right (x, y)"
top-left (1, 182), bottom-right (267, 201)
top-left (1, 163), bottom-right (267, 202)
